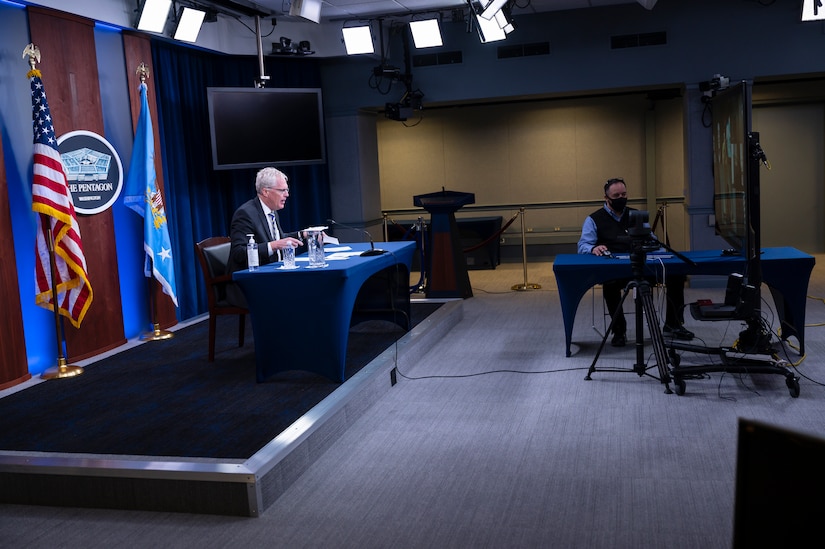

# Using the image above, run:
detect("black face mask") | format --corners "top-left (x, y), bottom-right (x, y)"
top-left (609, 197), bottom-right (628, 212)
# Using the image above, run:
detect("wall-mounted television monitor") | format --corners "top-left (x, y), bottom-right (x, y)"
top-left (207, 87), bottom-right (326, 170)
top-left (711, 81), bottom-right (755, 258)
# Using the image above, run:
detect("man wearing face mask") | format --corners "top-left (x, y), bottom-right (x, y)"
top-left (578, 177), bottom-right (694, 347)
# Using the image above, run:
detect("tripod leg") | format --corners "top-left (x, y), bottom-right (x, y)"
top-left (585, 285), bottom-right (633, 380)
top-left (639, 282), bottom-right (673, 393)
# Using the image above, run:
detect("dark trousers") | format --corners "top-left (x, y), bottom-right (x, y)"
top-left (602, 275), bottom-right (686, 336)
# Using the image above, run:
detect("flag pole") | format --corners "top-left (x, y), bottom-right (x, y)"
top-left (39, 215), bottom-right (83, 380)
top-left (133, 62), bottom-right (174, 342)
top-left (140, 278), bottom-right (173, 341)
top-left (23, 45), bottom-right (83, 379)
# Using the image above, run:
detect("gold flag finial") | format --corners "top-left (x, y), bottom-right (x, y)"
top-left (23, 43), bottom-right (41, 70)
top-left (136, 62), bottom-right (150, 84)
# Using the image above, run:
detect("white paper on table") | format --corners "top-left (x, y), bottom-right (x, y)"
top-left (323, 246), bottom-right (352, 253)
top-left (326, 252), bottom-right (363, 260)
top-left (613, 254), bottom-right (673, 261)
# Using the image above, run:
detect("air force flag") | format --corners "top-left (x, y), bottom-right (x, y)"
top-left (124, 83), bottom-right (178, 307)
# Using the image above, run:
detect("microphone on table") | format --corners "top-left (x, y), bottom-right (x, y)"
top-left (326, 219), bottom-right (387, 257)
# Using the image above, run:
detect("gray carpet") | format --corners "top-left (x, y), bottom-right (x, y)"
top-left (2, 257), bottom-right (825, 548)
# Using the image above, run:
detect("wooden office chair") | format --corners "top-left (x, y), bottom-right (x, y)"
top-left (194, 236), bottom-right (247, 361)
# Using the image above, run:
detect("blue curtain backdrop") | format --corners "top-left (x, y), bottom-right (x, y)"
top-left (150, 39), bottom-right (332, 320)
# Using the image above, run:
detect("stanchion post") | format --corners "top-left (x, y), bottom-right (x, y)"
top-left (511, 207), bottom-right (541, 291)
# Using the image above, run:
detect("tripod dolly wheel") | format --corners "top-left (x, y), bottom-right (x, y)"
top-left (786, 376), bottom-right (800, 398)
top-left (673, 377), bottom-right (686, 396)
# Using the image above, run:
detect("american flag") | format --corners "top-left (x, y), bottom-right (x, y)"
top-left (29, 69), bottom-right (93, 328)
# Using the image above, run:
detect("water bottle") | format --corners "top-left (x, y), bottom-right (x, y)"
top-left (246, 234), bottom-right (259, 271)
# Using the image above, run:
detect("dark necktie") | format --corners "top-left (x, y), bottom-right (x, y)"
top-left (269, 212), bottom-right (281, 261)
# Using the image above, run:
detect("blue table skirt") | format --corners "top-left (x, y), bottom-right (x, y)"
top-left (233, 241), bottom-right (415, 382)
top-left (552, 247), bottom-right (815, 357)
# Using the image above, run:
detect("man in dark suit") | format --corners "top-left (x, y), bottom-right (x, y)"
top-left (578, 177), bottom-right (694, 347)
top-left (226, 167), bottom-right (305, 305)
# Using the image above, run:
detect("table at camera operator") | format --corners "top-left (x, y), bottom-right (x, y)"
top-left (233, 241), bottom-right (415, 383)
top-left (552, 247), bottom-right (815, 357)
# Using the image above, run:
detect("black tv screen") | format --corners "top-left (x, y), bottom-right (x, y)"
top-left (711, 82), bottom-right (751, 254)
top-left (207, 87), bottom-right (326, 170)
top-left (733, 418), bottom-right (825, 547)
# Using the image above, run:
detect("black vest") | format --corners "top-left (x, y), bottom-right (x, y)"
top-left (590, 207), bottom-right (636, 253)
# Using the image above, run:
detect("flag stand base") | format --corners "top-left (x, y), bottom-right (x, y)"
top-left (41, 357), bottom-right (83, 380)
top-left (140, 323), bottom-right (174, 341)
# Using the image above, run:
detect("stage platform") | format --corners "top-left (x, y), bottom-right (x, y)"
top-left (0, 300), bottom-right (462, 517)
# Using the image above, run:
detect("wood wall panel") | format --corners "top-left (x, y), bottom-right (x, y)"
top-left (122, 32), bottom-right (177, 330)
top-left (0, 133), bottom-right (31, 390)
top-left (28, 7), bottom-right (126, 361)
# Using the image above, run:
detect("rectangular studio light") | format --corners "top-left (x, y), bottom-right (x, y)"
top-left (475, 13), bottom-right (506, 43)
top-left (481, 0), bottom-right (509, 20)
top-left (410, 19), bottom-right (443, 48)
top-left (174, 7), bottom-right (206, 42)
top-left (494, 9), bottom-right (515, 34)
top-left (290, 0), bottom-right (322, 24)
top-left (137, 0), bottom-right (172, 33)
top-left (343, 26), bottom-right (374, 55)
top-left (801, 0), bottom-right (825, 21)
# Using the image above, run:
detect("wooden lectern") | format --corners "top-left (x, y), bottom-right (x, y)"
top-left (414, 190), bottom-right (475, 298)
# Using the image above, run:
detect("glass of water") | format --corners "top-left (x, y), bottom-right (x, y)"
top-left (307, 231), bottom-right (326, 268)
top-left (282, 244), bottom-right (296, 269)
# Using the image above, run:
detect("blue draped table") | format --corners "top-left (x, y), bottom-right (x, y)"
top-left (233, 241), bottom-right (415, 382)
top-left (552, 247), bottom-right (815, 357)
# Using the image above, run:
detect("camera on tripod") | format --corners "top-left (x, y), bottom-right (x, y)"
top-left (625, 210), bottom-right (661, 255)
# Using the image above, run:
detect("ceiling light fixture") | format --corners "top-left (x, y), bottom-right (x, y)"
top-left (290, 0), bottom-right (322, 24)
top-left (136, 0), bottom-right (172, 33)
top-left (409, 19), bottom-right (443, 49)
top-left (801, 0), bottom-right (825, 21)
top-left (174, 6), bottom-right (206, 42)
top-left (475, 12), bottom-right (506, 43)
top-left (343, 25), bottom-right (375, 55)
top-left (494, 7), bottom-right (515, 34)
top-left (480, 0), bottom-right (508, 20)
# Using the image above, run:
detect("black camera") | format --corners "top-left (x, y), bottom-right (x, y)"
top-left (627, 211), bottom-right (661, 254)
top-left (699, 74), bottom-right (730, 97)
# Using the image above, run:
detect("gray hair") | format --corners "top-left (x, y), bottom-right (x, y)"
top-left (255, 167), bottom-right (288, 193)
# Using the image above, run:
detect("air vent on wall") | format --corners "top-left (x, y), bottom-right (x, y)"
top-left (412, 51), bottom-right (463, 68)
top-left (497, 42), bottom-right (550, 59)
top-left (610, 31), bottom-right (667, 49)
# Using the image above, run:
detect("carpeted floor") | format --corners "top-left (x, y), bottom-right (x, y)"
top-left (0, 303), bottom-right (441, 459)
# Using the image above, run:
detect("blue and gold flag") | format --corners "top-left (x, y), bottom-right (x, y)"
top-left (124, 83), bottom-right (178, 307)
